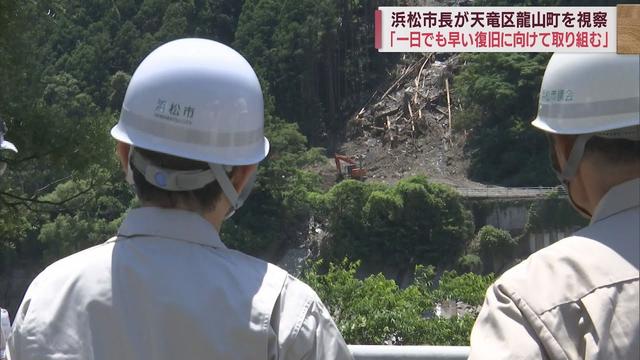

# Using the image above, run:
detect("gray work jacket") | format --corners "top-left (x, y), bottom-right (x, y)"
top-left (470, 178), bottom-right (640, 359)
top-left (8, 207), bottom-right (352, 360)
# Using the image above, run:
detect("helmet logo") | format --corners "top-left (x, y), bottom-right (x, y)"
top-left (153, 98), bottom-right (195, 125)
top-left (155, 99), bottom-right (167, 113)
top-left (541, 89), bottom-right (575, 103)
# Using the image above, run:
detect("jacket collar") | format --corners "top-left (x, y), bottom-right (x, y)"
top-left (591, 178), bottom-right (640, 225)
top-left (115, 206), bottom-right (227, 249)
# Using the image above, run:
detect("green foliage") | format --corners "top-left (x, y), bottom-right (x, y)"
top-left (38, 214), bottom-right (119, 264)
top-left (469, 225), bottom-right (518, 273)
top-left (1, 0), bottom-right (547, 345)
top-left (456, 254), bottom-right (483, 274)
top-left (35, 167), bottom-right (131, 264)
top-left (432, 271), bottom-right (495, 306)
top-left (235, 0), bottom-right (398, 144)
top-left (454, 53), bottom-right (555, 186)
top-left (316, 180), bottom-right (383, 260)
top-left (316, 176), bottom-right (474, 268)
top-left (303, 259), bottom-right (429, 344)
top-left (477, 0), bottom-right (634, 4)
top-left (474, 225), bottom-right (517, 258)
top-left (301, 259), bottom-right (493, 345)
top-left (221, 116), bottom-right (324, 255)
top-left (523, 191), bottom-right (588, 234)
top-left (1, 0), bottom-right (323, 269)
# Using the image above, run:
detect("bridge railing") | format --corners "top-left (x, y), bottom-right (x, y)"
top-left (349, 345), bottom-right (469, 360)
top-left (455, 186), bottom-right (565, 199)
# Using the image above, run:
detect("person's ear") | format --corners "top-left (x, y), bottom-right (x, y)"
top-left (115, 141), bottom-right (131, 174)
top-left (552, 134), bottom-right (576, 170)
top-left (229, 164), bottom-right (257, 193)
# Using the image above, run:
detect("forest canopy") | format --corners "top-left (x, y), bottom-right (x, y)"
top-left (0, 0), bottom-right (593, 345)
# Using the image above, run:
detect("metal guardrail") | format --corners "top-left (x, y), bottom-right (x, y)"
top-left (455, 186), bottom-right (566, 199)
top-left (349, 345), bottom-right (469, 360)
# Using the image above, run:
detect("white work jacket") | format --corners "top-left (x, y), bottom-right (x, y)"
top-left (8, 207), bottom-right (353, 360)
top-left (1, 308), bottom-right (10, 360)
top-left (470, 178), bottom-right (640, 359)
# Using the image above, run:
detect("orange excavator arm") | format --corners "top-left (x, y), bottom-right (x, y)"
top-left (334, 154), bottom-right (366, 180)
top-left (334, 154), bottom-right (356, 175)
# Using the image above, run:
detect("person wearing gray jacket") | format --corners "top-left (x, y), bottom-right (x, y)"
top-left (0, 118), bottom-right (18, 176)
top-left (470, 53), bottom-right (639, 359)
top-left (0, 307), bottom-right (10, 360)
top-left (8, 39), bottom-right (352, 360)
top-left (0, 118), bottom-right (16, 359)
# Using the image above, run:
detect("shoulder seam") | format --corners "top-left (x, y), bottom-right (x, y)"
top-left (539, 276), bottom-right (639, 316)
top-left (507, 288), bottom-right (570, 360)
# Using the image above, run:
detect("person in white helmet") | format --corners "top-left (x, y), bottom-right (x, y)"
top-left (0, 117), bottom-right (16, 360)
top-left (8, 38), bottom-right (352, 360)
top-left (0, 118), bottom-right (18, 177)
top-left (469, 53), bottom-right (639, 359)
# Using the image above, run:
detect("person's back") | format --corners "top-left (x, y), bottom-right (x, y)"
top-left (471, 180), bottom-right (639, 359)
top-left (8, 39), bottom-right (352, 360)
top-left (469, 53), bottom-right (640, 359)
top-left (1, 118), bottom-right (17, 360)
top-left (9, 207), bottom-right (346, 359)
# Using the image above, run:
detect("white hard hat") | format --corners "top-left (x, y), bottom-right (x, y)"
top-left (111, 38), bottom-right (268, 166)
top-left (532, 53), bottom-right (639, 135)
top-left (532, 53), bottom-right (640, 185)
top-left (0, 120), bottom-right (17, 153)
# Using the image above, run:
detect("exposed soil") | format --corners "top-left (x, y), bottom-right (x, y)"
top-left (313, 53), bottom-right (487, 190)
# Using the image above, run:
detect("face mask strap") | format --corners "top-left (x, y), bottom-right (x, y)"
top-left (547, 134), bottom-right (593, 218)
top-left (126, 146), bottom-right (255, 219)
top-left (126, 146), bottom-right (136, 186)
top-left (559, 134), bottom-right (592, 183)
top-left (130, 149), bottom-right (217, 191)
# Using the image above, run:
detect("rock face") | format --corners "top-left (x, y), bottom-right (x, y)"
top-left (432, 299), bottom-right (481, 320)
top-left (276, 218), bottom-right (325, 276)
top-left (277, 248), bottom-right (311, 277)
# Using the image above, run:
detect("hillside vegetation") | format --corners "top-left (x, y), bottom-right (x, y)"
top-left (1, 0), bottom-right (590, 345)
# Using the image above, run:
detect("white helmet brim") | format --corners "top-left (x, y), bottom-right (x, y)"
top-left (0, 139), bottom-right (17, 153)
top-left (111, 121), bottom-right (269, 166)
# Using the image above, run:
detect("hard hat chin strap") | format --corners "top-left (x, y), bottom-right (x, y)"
top-left (128, 147), bottom-right (254, 218)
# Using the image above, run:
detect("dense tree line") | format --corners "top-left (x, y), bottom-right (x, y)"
top-left (1, 0), bottom-right (593, 344)
top-left (312, 176), bottom-right (474, 272)
top-left (453, 52), bottom-right (554, 186)
top-left (235, 0), bottom-right (399, 147)
top-left (0, 0), bottom-right (403, 270)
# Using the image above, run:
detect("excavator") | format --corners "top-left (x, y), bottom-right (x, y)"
top-left (334, 154), bottom-right (367, 181)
